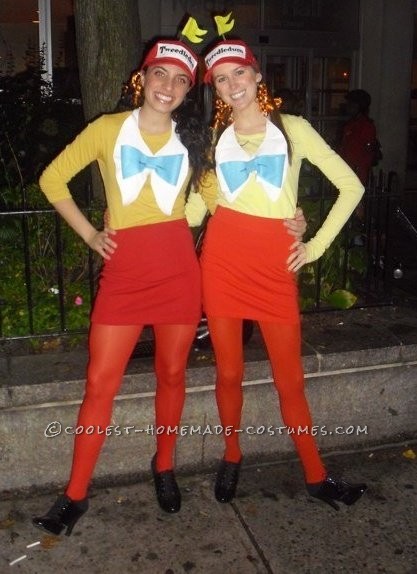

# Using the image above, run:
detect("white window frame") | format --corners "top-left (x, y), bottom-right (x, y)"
top-left (38, 0), bottom-right (52, 83)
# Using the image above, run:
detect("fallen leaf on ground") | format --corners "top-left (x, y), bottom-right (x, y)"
top-left (402, 449), bottom-right (416, 459)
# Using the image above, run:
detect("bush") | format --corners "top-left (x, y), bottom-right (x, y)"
top-left (0, 52), bottom-right (102, 342)
top-left (0, 184), bottom-right (103, 339)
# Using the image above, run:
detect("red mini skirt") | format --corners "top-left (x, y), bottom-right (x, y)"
top-left (200, 206), bottom-right (300, 324)
top-left (91, 219), bottom-right (201, 325)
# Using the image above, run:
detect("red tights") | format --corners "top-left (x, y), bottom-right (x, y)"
top-left (207, 317), bottom-right (327, 484)
top-left (65, 322), bottom-right (197, 501)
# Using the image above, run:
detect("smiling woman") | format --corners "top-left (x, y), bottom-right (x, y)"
top-left (198, 29), bottom-right (367, 511)
top-left (30, 32), bottom-right (213, 535)
top-left (140, 64), bottom-right (193, 117)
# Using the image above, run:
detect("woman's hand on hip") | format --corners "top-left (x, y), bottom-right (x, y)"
top-left (283, 206), bottom-right (307, 240)
top-left (88, 228), bottom-right (118, 260)
top-left (287, 241), bottom-right (307, 272)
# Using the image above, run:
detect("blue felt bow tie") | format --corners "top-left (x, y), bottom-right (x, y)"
top-left (121, 144), bottom-right (184, 186)
top-left (219, 154), bottom-right (286, 193)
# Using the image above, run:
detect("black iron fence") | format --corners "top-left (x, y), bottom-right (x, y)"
top-left (297, 168), bottom-right (403, 311)
top-left (0, 183), bottom-right (103, 345)
top-left (366, 172), bottom-right (417, 297)
top-left (0, 170), bottom-right (414, 346)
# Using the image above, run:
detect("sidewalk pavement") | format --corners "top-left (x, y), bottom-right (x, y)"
top-left (1, 284), bottom-right (417, 572)
top-left (1, 444), bottom-right (416, 574)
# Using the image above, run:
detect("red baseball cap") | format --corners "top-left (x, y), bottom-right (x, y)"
top-left (203, 40), bottom-right (258, 83)
top-left (141, 40), bottom-right (198, 85)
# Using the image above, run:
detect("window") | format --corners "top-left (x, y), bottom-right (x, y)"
top-left (0, 0), bottom-right (78, 97)
top-left (0, 0), bottom-right (39, 75)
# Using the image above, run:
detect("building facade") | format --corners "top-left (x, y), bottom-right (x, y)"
top-left (0, 0), bottom-right (415, 188)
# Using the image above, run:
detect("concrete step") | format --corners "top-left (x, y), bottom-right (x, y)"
top-left (1, 305), bottom-right (417, 494)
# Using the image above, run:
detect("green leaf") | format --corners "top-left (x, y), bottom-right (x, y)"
top-left (326, 289), bottom-right (357, 309)
top-left (348, 247), bottom-right (367, 273)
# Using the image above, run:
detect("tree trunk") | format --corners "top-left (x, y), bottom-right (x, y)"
top-left (73, 0), bottom-right (141, 201)
top-left (74, 0), bottom-right (141, 121)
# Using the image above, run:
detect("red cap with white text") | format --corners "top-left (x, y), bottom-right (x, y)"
top-left (203, 40), bottom-right (258, 83)
top-left (141, 40), bottom-right (198, 85)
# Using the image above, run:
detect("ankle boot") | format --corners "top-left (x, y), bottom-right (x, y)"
top-left (215, 459), bottom-right (242, 503)
top-left (307, 474), bottom-right (367, 511)
top-left (151, 455), bottom-right (181, 513)
top-left (32, 495), bottom-right (88, 536)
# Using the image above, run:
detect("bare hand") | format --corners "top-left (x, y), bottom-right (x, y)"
top-left (283, 206), bottom-right (307, 240)
top-left (88, 228), bottom-right (117, 260)
top-left (287, 240), bottom-right (307, 272)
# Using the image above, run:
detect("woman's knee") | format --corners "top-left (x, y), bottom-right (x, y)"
top-left (273, 371), bottom-right (305, 399)
top-left (155, 362), bottom-right (186, 388)
top-left (216, 365), bottom-right (244, 389)
top-left (85, 367), bottom-right (122, 402)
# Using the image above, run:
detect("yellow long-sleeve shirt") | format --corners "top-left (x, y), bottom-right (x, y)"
top-left (39, 111), bottom-right (191, 229)
top-left (186, 114), bottom-right (364, 263)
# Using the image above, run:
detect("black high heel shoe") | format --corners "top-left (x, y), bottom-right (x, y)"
top-left (307, 474), bottom-right (367, 511)
top-left (32, 495), bottom-right (89, 536)
top-left (214, 459), bottom-right (242, 503)
top-left (151, 455), bottom-right (181, 513)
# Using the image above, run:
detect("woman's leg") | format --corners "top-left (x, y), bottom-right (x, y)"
top-left (207, 316), bottom-right (245, 463)
top-left (258, 321), bottom-right (327, 484)
top-left (65, 323), bottom-right (143, 500)
top-left (153, 323), bottom-right (198, 472)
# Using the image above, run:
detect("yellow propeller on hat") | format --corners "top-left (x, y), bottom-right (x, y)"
top-left (214, 12), bottom-right (235, 38)
top-left (181, 16), bottom-right (208, 43)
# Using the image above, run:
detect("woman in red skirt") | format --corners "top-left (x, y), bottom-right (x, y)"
top-left (32, 35), bottom-right (212, 535)
top-left (200, 34), bottom-right (368, 510)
